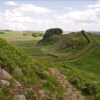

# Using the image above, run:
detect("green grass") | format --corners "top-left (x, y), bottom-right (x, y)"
top-left (38, 32), bottom-right (100, 98)
top-left (39, 32), bottom-right (90, 58)
top-left (0, 31), bottom-right (100, 99)
top-left (0, 31), bottom-right (43, 56)
top-left (19, 47), bottom-right (43, 56)
top-left (0, 38), bottom-right (65, 99)
top-left (70, 48), bottom-right (100, 76)
top-left (0, 31), bottom-right (42, 42)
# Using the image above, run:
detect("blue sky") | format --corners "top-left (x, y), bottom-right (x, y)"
top-left (0, 0), bottom-right (100, 31)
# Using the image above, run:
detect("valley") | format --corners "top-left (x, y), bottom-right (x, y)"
top-left (0, 30), bottom-right (100, 100)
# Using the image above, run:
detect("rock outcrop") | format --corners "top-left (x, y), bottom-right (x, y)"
top-left (0, 69), bottom-right (26, 100)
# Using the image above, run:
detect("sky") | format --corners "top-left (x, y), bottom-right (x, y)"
top-left (0, 0), bottom-right (100, 31)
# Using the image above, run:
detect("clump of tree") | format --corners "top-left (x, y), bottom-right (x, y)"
top-left (81, 30), bottom-right (85, 33)
top-left (43, 28), bottom-right (63, 39)
top-left (37, 28), bottom-right (63, 46)
top-left (32, 32), bottom-right (44, 37)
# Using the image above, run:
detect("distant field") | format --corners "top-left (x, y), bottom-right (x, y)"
top-left (0, 31), bottom-right (99, 58)
top-left (0, 31), bottom-right (43, 56)
top-left (0, 31), bottom-right (42, 42)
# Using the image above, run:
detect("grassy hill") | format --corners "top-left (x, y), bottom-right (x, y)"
top-left (38, 31), bottom-right (94, 60)
top-left (0, 38), bottom-right (65, 100)
top-left (0, 30), bottom-right (100, 99)
top-left (38, 31), bottom-right (100, 99)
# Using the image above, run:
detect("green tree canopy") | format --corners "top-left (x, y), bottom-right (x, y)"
top-left (43, 28), bottom-right (63, 39)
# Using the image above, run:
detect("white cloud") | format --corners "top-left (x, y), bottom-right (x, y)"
top-left (4, 1), bottom-right (17, 6)
top-left (52, 1), bottom-right (100, 31)
top-left (55, 5), bottom-right (100, 24)
top-left (18, 4), bottom-right (51, 14)
top-left (4, 9), bottom-right (22, 17)
top-left (0, 2), bottom-right (52, 30)
top-left (86, 1), bottom-right (100, 8)
top-left (1, 1), bottom-right (100, 31)
top-left (63, 7), bottom-right (73, 11)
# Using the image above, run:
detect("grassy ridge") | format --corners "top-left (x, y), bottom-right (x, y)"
top-left (38, 31), bottom-right (100, 99)
top-left (40, 31), bottom-right (94, 61)
top-left (0, 31), bottom-right (100, 99)
top-left (57, 32), bottom-right (94, 60)
top-left (0, 38), bottom-right (65, 100)
top-left (39, 32), bottom-right (89, 59)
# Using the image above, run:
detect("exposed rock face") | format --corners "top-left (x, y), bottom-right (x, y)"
top-left (0, 69), bottom-right (12, 79)
top-left (38, 90), bottom-right (46, 98)
top-left (14, 95), bottom-right (26, 100)
top-left (0, 69), bottom-right (21, 86)
top-left (0, 69), bottom-right (26, 100)
top-left (14, 67), bottom-right (23, 76)
top-left (0, 80), bottom-right (10, 87)
top-left (14, 80), bottom-right (21, 87)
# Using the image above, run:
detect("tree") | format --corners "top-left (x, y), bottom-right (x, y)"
top-left (81, 30), bottom-right (85, 34)
top-left (43, 28), bottom-right (63, 39)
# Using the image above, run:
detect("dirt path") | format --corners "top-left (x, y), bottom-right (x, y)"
top-left (49, 68), bottom-right (85, 100)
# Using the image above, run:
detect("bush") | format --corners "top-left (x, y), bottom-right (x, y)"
top-left (43, 28), bottom-right (63, 39)
top-left (81, 83), bottom-right (97, 95)
top-left (32, 34), bottom-right (38, 37)
top-left (95, 94), bottom-right (100, 100)
top-left (32, 32), bottom-right (44, 37)
top-left (23, 33), bottom-right (27, 36)
top-left (71, 78), bottom-right (80, 86)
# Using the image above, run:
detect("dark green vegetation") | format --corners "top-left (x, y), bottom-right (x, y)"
top-left (23, 31), bottom-right (44, 37)
top-left (38, 28), bottom-right (63, 45)
top-left (32, 32), bottom-right (44, 37)
top-left (43, 28), bottom-right (63, 39)
top-left (38, 30), bottom-right (93, 60)
top-left (0, 30), bottom-right (100, 99)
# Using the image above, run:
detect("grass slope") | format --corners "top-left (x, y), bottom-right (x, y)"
top-left (0, 38), bottom-right (65, 100)
top-left (39, 31), bottom-right (89, 58)
top-left (0, 31), bottom-right (100, 99)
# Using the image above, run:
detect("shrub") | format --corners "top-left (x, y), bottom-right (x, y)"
top-left (81, 83), bottom-right (97, 95)
top-left (32, 32), bottom-right (44, 37)
top-left (32, 34), bottom-right (38, 37)
top-left (23, 33), bottom-right (27, 36)
top-left (71, 78), bottom-right (80, 86)
top-left (94, 94), bottom-right (100, 100)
